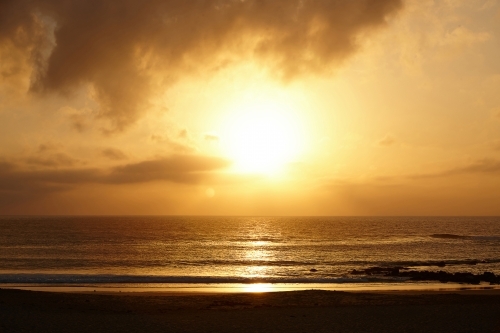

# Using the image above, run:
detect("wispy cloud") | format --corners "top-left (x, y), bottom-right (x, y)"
top-left (151, 134), bottom-right (196, 153)
top-left (24, 153), bottom-right (80, 168)
top-left (409, 158), bottom-right (500, 179)
top-left (204, 133), bottom-right (220, 143)
top-left (378, 134), bottom-right (396, 147)
top-left (101, 148), bottom-right (127, 161)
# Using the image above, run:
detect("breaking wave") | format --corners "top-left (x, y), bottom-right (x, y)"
top-left (0, 274), bottom-right (401, 285)
top-left (430, 234), bottom-right (500, 241)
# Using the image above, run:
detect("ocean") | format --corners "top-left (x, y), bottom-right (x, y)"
top-left (1, 216), bottom-right (500, 292)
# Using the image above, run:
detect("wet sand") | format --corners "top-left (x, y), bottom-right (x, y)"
top-left (1, 288), bottom-right (500, 332)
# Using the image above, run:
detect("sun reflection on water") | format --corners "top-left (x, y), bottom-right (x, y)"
top-left (243, 283), bottom-right (273, 293)
top-left (243, 241), bottom-right (273, 278)
top-left (244, 248), bottom-right (271, 260)
top-left (245, 265), bottom-right (268, 277)
top-left (239, 221), bottom-right (279, 279)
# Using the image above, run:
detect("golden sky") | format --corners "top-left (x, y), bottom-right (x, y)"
top-left (1, 0), bottom-right (500, 215)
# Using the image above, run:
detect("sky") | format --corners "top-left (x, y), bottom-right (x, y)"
top-left (1, 0), bottom-right (500, 216)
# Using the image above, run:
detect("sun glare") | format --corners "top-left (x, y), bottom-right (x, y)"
top-left (243, 283), bottom-right (273, 293)
top-left (220, 94), bottom-right (303, 174)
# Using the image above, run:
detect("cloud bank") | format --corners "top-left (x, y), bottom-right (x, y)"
top-left (409, 158), bottom-right (500, 179)
top-left (0, 154), bottom-right (230, 207)
top-left (0, 0), bottom-right (403, 131)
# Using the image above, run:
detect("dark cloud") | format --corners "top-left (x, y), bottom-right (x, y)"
top-left (0, 162), bottom-right (99, 195)
top-left (0, 154), bottom-right (230, 207)
top-left (0, 163), bottom-right (97, 210)
top-left (101, 148), bottom-right (127, 161)
top-left (0, 0), bottom-right (403, 131)
top-left (69, 114), bottom-right (89, 132)
top-left (2, 154), bottom-right (229, 186)
top-left (37, 143), bottom-right (59, 153)
top-left (106, 155), bottom-right (230, 184)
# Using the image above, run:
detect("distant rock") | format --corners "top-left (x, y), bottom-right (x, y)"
top-left (310, 268), bottom-right (318, 272)
top-left (349, 266), bottom-right (500, 285)
top-left (436, 261), bottom-right (446, 267)
top-left (482, 272), bottom-right (496, 283)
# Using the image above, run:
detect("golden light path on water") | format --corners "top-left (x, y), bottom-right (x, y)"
top-left (5, 284), bottom-right (500, 294)
top-left (242, 237), bottom-right (274, 279)
top-left (242, 283), bottom-right (274, 293)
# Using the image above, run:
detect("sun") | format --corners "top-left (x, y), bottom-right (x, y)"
top-left (220, 95), bottom-right (303, 174)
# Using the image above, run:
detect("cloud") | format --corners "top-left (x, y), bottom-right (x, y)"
top-left (151, 134), bottom-right (195, 153)
top-left (21, 144), bottom-right (81, 168)
top-left (204, 133), bottom-right (220, 142)
top-left (410, 158), bottom-right (500, 179)
top-left (479, 0), bottom-right (497, 11)
top-left (0, 161), bottom-right (99, 197)
top-left (69, 114), bottom-right (88, 132)
top-left (0, 0), bottom-right (403, 132)
top-left (0, 154), bottom-right (230, 207)
top-left (106, 155), bottom-right (230, 184)
top-left (24, 152), bottom-right (80, 168)
top-left (456, 158), bottom-right (500, 174)
top-left (318, 173), bottom-right (500, 216)
top-left (4, 154), bottom-right (229, 186)
top-left (441, 26), bottom-right (491, 47)
top-left (178, 129), bottom-right (189, 139)
top-left (378, 134), bottom-right (396, 146)
top-left (101, 148), bottom-right (127, 161)
top-left (37, 143), bottom-right (59, 153)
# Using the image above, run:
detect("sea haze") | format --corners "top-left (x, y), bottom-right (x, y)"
top-left (1, 216), bottom-right (500, 287)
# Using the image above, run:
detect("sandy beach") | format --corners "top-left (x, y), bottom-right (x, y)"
top-left (1, 288), bottom-right (500, 333)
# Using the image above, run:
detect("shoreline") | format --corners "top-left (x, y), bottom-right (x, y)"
top-left (3, 281), bottom-right (500, 295)
top-left (2, 288), bottom-right (500, 332)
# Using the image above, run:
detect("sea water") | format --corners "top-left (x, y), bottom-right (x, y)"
top-left (1, 216), bottom-right (500, 291)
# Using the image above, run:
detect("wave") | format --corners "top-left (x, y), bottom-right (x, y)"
top-left (0, 274), bottom-right (403, 285)
top-left (430, 234), bottom-right (500, 241)
top-left (431, 234), bottom-right (468, 239)
top-left (308, 259), bottom-right (500, 268)
top-left (384, 259), bottom-right (500, 267)
top-left (1, 258), bottom-right (499, 271)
